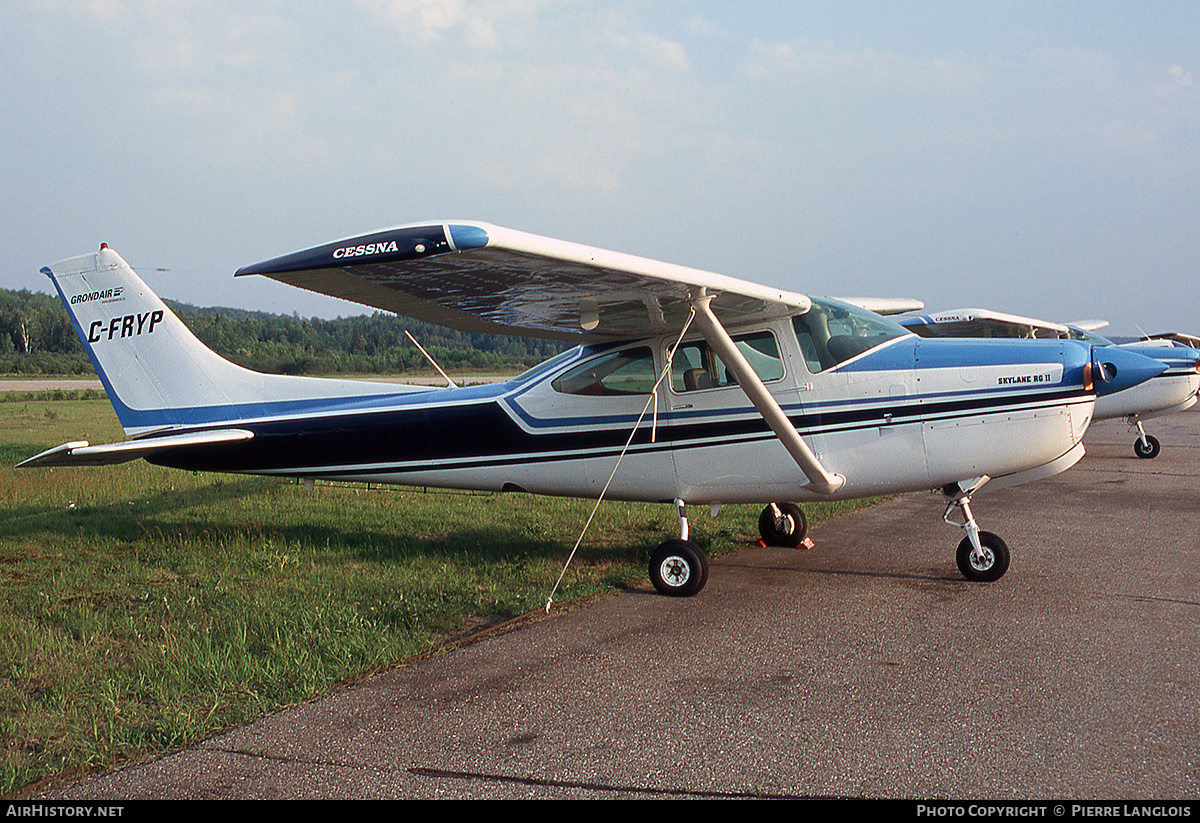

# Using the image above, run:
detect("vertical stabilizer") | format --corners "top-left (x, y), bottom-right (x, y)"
top-left (43, 246), bottom-right (417, 435)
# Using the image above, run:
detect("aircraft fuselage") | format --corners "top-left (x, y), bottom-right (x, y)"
top-left (146, 318), bottom-right (1098, 506)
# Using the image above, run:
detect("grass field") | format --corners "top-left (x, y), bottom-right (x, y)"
top-left (0, 394), bottom-right (870, 796)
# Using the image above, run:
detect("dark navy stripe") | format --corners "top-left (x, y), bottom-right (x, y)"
top-left (146, 386), bottom-right (1090, 477)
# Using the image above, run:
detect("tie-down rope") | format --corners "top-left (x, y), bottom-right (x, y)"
top-left (544, 308), bottom-right (697, 612)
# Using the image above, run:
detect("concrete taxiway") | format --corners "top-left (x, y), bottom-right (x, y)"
top-left (39, 412), bottom-right (1200, 799)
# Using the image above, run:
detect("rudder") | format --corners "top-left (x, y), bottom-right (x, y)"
top-left (44, 245), bottom-right (346, 436)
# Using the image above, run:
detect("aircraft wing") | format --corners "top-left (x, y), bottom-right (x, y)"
top-left (1065, 319), bottom-right (1109, 332)
top-left (901, 307), bottom-right (1069, 332)
top-left (16, 430), bottom-right (254, 468)
top-left (835, 297), bottom-right (924, 315)
top-left (235, 222), bottom-right (811, 341)
top-left (899, 307), bottom-right (1073, 340)
top-left (1146, 332), bottom-right (1200, 349)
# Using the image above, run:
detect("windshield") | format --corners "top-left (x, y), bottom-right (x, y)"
top-left (1066, 327), bottom-right (1114, 346)
top-left (511, 346), bottom-right (581, 385)
top-left (792, 297), bottom-right (910, 373)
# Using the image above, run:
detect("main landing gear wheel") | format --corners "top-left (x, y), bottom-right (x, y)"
top-left (1134, 435), bottom-right (1161, 459)
top-left (955, 531), bottom-right (1010, 582)
top-left (649, 539), bottom-right (709, 597)
top-left (758, 502), bottom-right (808, 548)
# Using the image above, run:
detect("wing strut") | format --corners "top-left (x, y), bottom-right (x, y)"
top-left (690, 290), bottom-right (845, 496)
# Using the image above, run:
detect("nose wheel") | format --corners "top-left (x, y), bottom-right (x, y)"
top-left (1131, 419), bottom-right (1161, 459)
top-left (1134, 434), bottom-right (1161, 459)
top-left (955, 531), bottom-right (1010, 582)
top-left (944, 481), bottom-right (1010, 582)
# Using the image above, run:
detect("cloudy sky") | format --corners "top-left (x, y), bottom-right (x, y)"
top-left (2, 1), bottom-right (1196, 336)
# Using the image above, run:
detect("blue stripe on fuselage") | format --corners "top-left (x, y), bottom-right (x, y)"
top-left (115, 380), bottom-right (519, 432)
top-left (135, 333), bottom-right (1097, 476)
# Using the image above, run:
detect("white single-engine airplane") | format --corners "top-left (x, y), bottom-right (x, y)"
top-left (20, 223), bottom-right (1169, 595)
top-left (1138, 331), bottom-right (1200, 350)
top-left (899, 308), bottom-right (1200, 459)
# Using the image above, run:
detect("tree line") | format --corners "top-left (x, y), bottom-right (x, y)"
top-left (0, 287), bottom-right (567, 377)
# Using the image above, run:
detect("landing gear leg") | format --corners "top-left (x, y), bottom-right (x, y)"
top-left (648, 499), bottom-right (709, 597)
top-left (1131, 418), bottom-right (1161, 459)
top-left (943, 483), bottom-right (1010, 582)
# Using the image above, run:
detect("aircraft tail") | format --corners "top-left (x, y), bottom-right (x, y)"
top-left (43, 245), bottom-right (417, 436)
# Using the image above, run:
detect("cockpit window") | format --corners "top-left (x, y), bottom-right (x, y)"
top-left (792, 297), bottom-right (909, 373)
top-left (551, 347), bottom-right (656, 395)
top-left (670, 331), bottom-right (783, 392)
top-left (1066, 327), bottom-right (1114, 346)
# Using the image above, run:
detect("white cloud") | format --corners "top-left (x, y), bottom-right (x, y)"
top-left (744, 37), bottom-right (981, 94)
top-left (600, 28), bottom-right (689, 75)
top-left (362, 0), bottom-right (555, 49)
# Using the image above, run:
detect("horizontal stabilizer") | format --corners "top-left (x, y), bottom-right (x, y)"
top-left (16, 429), bottom-right (254, 468)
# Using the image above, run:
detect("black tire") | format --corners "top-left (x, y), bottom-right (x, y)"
top-left (1134, 435), bottom-right (1161, 459)
top-left (955, 531), bottom-right (1010, 582)
top-left (758, 502), bottom-right (808, 548)
top-left (649, 539), bottom-right (709, 597)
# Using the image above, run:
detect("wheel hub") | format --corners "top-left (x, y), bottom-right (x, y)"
top-left (659, 555), bottom-right (691, 587)
top-left (970, 547), bottom-right (995, 571)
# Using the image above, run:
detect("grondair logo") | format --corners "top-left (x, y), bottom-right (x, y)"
top-left (70, 287), bottom-right (125, 305)
top-left (332, 240), bottom-right (399, 260)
